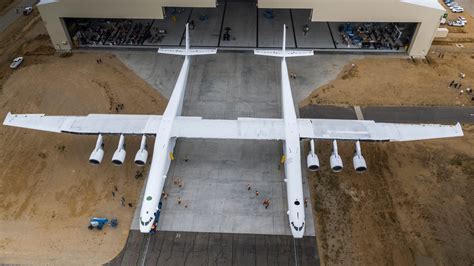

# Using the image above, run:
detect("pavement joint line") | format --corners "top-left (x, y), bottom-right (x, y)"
top-left (354, 106), bottom-right (364, 120)
top-left (139, 234), bottom-right (151, 266)
top-left (293, 238), bottom-right (299, 266)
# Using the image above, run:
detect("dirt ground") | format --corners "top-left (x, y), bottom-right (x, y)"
top-left (0, 19), bottom-right (168, 265)
top-left (307, 126), bottom-right (474, 266)
top-left (300, 50), bottom-right (474, 107)
top-left (0, 0), bottom-right (14, 15)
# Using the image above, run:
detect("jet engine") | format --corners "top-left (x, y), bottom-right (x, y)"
top-left (329, 140), bottom-right (343, 172)
top-left (112, 134), bottom-right (126, 166)
top-left (89, 134), bottom-right (104, 165)
top-left (134, 135), bottom-right (148, 166)
top-left (306, 139), bottom-right (320, 171)
top-left (352, 140), bottom-right (367, 173)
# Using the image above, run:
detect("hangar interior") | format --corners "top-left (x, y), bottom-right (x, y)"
top-left (64, 3), bottom-right (417, 53)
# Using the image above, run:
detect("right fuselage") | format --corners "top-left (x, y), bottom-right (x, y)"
top-left (281, 58), bottom-right (305, 238)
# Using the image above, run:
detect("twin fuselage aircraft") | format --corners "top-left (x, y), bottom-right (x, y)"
top-left (3, 24), bottom-right (463, 238)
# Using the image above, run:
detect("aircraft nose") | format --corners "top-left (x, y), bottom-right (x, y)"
top-left (139, 216), bottom-right (154, 233)
top-left (290, 221), bottom-right (305, 238)
top-left (140, 221), bottom-right (152, 233)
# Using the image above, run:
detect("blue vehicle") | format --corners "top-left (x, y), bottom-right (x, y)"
top-left (88, 217), bottom-right (118, 230)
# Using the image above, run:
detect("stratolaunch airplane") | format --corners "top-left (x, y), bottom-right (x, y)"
top-left (3, 24), bottom-right (463, 238)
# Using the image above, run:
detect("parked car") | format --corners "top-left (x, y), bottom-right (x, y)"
top-left (452, 7), bottom-right (464, 13)
top-left (23, 7), bottom-right (32, 15)
top-left (448, 20), bottom-right (465, 27)
top-left (10, 57), bottom-right (23, 69)
top-left (458, 16), bottom-right (467, 23)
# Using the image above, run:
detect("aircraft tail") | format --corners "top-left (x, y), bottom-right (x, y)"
top-left (254, 24), bottom-right (313, 58)
top-left (158, 23), bottom-right (217, 56)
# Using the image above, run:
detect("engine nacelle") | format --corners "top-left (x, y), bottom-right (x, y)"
top-left (353, 156), bottom-right (367, 173)
top-left (134, 135), bottom-right (148, 166)
top-left (353, 141), bottom-right (367, 173)
top-left (330, 140), bottom-right (343, 172)
top-left (112, 134), bottom-right (126, 166)
top-left (89, 134), bottom-right (104, 165)
top-left (306, 139), bottom-right (320, 171)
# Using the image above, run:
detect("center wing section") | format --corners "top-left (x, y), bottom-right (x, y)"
top-left (172, 116), bottom-right (285, 140)
top-left (3, 113), bottom-right (162, 135)
top-left (298, 119), bottom-right (463, 142)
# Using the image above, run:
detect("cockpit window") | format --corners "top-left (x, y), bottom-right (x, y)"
top-left (299, 222), bottom-right (305, 231)
top-left (142, 216), bottom-right (153, 226)
top-left (291, 222), bottom-right (298, 231)
top-left (294, 200), bottom-right (300, 206)
top-left (146, 196), bottom-right (152, 201)
top-left (291, 221), bottom-right (305, 231)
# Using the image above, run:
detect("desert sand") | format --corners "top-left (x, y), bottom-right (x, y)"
top-left (0, 22), bottom-right (167, 264)
top-left (307, 126), bottom-right (473, 265)
top-left (0, 0), bottom-right (14, 15)
top-left (300, 51), bottom-right (474, 107)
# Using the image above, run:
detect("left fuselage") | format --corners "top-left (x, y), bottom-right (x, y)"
top-left (139, 56), bottom-right (190, 232)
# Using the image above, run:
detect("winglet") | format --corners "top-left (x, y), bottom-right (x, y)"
top-left (455, 122), bottom-right (464, 137)
top-left (254, 24), bottom-right (313, 58)
top-left (3, 112), bottom-right (12, 125)
top-left (158, 23), bottom-right (217, 56)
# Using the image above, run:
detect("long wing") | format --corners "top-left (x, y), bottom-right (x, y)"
top-left (172, 117), bottom-right (285, 140)
top-left (297, 119), bottom-right (463, 142)
top-left (3, 113), bottom-right (463, 141)
top-left (3, 113), bottom-right (162, 135)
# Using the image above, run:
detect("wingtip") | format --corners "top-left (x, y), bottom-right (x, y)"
top-left (455, 122), bottom-right (464, 137)
top-left (3, 112), bottom-right (12, 125)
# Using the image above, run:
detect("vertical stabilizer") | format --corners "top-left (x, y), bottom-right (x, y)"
top-left (282, 24), bottom-right (286, 54)
top-left (185, 23), bottom-right (190, 53)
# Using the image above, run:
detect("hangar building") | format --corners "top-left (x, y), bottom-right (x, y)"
top-left (37, 0), bottom-right (445, 56)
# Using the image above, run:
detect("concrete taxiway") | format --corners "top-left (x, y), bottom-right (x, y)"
top-left (116, 52), bottom-right (349, 236)
top-left (107, 231), bottom-right (319, 266)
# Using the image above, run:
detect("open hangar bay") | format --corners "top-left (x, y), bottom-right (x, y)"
top-left (38, 0), bottom-right (445, 57)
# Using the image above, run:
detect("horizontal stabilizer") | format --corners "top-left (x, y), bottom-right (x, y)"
top-left (254, 49), bottom-right (314, 58)
top-left (158, 48), bottom-right (217, 56)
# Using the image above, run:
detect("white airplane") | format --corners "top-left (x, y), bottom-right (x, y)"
top-left (3, 24), bottom-right (463, 238)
